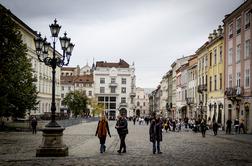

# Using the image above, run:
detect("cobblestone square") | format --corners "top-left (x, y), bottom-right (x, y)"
top-left (0, 121), bottom-right (252, 165)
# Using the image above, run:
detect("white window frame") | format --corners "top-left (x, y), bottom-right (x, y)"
top-left (245, 11), bottom-right (250, 29)
top-left (236, 17), bottom-right (241, 34)
top-left (245, 69), bottom-right (250, 88)
top-left (100, 87), bottom-right (105, 93)
top-left (236, 72), bottom-right (241, 87)
top-left (245, 39), bottom-right (251, 59)
top-left (228, 74), bottom-right (233, 88)
top-left (228, 48), bottom-right (233, 65)
top-left (100, 78), bottom-right (105, 84)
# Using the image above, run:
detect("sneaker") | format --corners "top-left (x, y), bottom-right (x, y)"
top-left (153, 151), bottom-right (156, 154)
top-left (122, 150), bottom-right (126, 153)
top-left (117, 150), bottom-right (121, 153)
top-left (158, 151), bottom-right (162, 154)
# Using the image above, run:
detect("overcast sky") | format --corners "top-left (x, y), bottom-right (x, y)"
top-left (0, 0), bottom-right (244, 88)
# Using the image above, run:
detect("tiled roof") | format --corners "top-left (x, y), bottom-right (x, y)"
top-left (61, 67), bottom-right (76, 71)
top-left (96, 59), bottom-right (129, 68)
top-left (60, 75), bottom-right (94, 84)
top-left (74, 75), bottom-right (94, 83)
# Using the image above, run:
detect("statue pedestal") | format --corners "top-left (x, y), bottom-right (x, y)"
top-left (36, 127), bottom-right (68, 157)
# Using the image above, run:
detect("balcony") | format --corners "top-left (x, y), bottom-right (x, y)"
top-left (197, 84), bottom-right (207, 93)
top-left (109, 83), bottom-right (118, 87)
top-left (186, 97), bottom-right (194, 105)
top-left (119, 102), bottom-right (128, 107)
top-left (130, 92), bottom-right (136, 97)
top-left (225, 87), bottom-right (244, 102)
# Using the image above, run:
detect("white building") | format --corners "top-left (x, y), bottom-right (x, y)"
top-left (160, 75), bottom-right (168, 116)
top-left (6, 6), bottom-right (61, 117)
top-left (135, 87), bottom-right (150, 117)
top-left (60, 64), bottom-right (94, 112)
top-left (93, 59), bottom-right (136, 119)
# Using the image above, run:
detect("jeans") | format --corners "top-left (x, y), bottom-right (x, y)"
top-left (152, 140), bottom-right (160, 153)
top-left (100, 144), bottom-right (106, 153)
top-left (119, 134), bottom-right (126, 152)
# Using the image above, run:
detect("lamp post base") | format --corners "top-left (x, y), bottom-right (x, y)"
top-left (36, 127), bottom-right (68, 157)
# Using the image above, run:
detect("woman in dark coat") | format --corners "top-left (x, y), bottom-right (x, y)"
top-left (115, 114), bottom-right (128, 153)
top-left (149, 114), bottom-right (163, 154)
top-left (200, 119), bottom-right (207, 137)
top-left (95, 115), bottom-right (111, 153)
top-left (212, 121), bottom-right (219, 136)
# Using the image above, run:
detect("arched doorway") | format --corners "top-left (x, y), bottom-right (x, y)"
top-left (119, 108), bottom-right (127, 117)
top-left (136, 109), bottom-right (140, 117)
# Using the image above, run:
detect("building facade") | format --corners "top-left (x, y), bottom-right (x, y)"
top-left (223, 0), bottom-right (252, 133)
top-left (187, 55), bottom-right (198, 120)
top-left (196, 42), bottom-right (209, 121)
top-left (135, 87), bottom-right (149, 117)
top-left (93, 59), bottom-right (136, 119)
top-left (5, 5), bottom-right (62, 117)
top-left (206, 26), bottom-right (225, 127)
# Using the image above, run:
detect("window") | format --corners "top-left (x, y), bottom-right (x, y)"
top-left (219, 46), bottom-right (223, 63)
top-left (137, 101), bottom-right (140, 106)
top-left (214, 75), bottom-right (217, 91)
top-left (245, 11), bottom-right (250, 29)
top-left (245, 69), bottom-right (250, 88)
top-left (214, 49), bottom-right (217, 65)
top-left (209, 52), bottom-right (212, 66)
top-left (100, 87), bottom-right (105, 93)
top-left (61, 86), bottom-right (64, 91)
top-left (143, 102), bottom-right (145, 106)
top-left (228, 48), bottom-right (233, 65)
top-left (121, 97), bottom-right (126, 103)
top-left (121, 87), bottom-right (126, 93)
top-left (111, 77), bottom-right (116, 84)
top-left (237, 72), bottom-right (241, 87)
top-left (220, 73), bottom-right (222, 90)
top-left (236, 17), bottom-right (241, 34)
top-left (245, 39), bottom-right (251, 59)
top-left (228, 23), bottom-right (233, 38)
top-left (228, 74), bottom-right (233, 88)
top-left (121, 78), bottom-right (126, 84)
top-left (88, 91), bottom-right (92, 96)
top-left (61, 94), bottom-right (64, 98)
top-left (111, 87), bottom-right (116, 93)
top-left (236, 44), bottom-right (241, 63)
top-left (202, 58), bottom-right (204, 69)
top-left (68, 86), bottom-right (71, 91)
top-left (210, 76), bottom-right (212, 92)
top-left (100, 78), bottom-right (105, 84)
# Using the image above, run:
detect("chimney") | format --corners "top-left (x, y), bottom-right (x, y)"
top-left (217, 25), bottom-right (223, 36)
top-left (208, 33), bottom-right (213, 42)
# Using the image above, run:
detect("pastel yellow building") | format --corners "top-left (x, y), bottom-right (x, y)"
top-left (207, 25), bottom-right (225, 127)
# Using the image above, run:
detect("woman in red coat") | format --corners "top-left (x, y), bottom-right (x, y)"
top-left (95, 115), bottom-right (111, 153)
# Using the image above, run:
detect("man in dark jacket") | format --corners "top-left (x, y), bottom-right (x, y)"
top-left (31, 117), bottom-right (37, 134)
top-left (115, 114), bottom-right (128, 153)
top-left (149, 113), bottom-right (163, 154)
top-left (226, 119), bottom-right (232, 134)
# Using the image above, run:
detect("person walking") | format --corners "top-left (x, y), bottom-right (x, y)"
top-left (95, 115), bottom-right (111, 153)
top-left (200, 119), bottom-right (207, 137)
top-left (115, 114), bottom-right (128, 153)
top-left (226, 119), bottom-right (232, 134)
top-left (212, 121), bottom-right (219, 136)
top-left (31, 116), bottom-right (37, 134)
top-left (149, 113), bottom-right (163, 154)
top-left (239, 119), bottom-right (246, 134)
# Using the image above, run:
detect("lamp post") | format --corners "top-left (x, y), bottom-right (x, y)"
top-left (34, 19), bottom-right (74, 157)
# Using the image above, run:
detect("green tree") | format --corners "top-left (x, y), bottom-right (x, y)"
top-left (89, 98), bottom-right (105, 117)
top-left (63, 91), bottom-right (88, 117)
top-left (0, 6), bottom-right (38, 119)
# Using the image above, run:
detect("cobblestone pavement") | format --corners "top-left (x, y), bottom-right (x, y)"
top-left (0, 121), bottom-right (252, 166)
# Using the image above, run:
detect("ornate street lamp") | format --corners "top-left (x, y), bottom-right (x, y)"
top-left (34, 19), bottom-right (74, 157)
